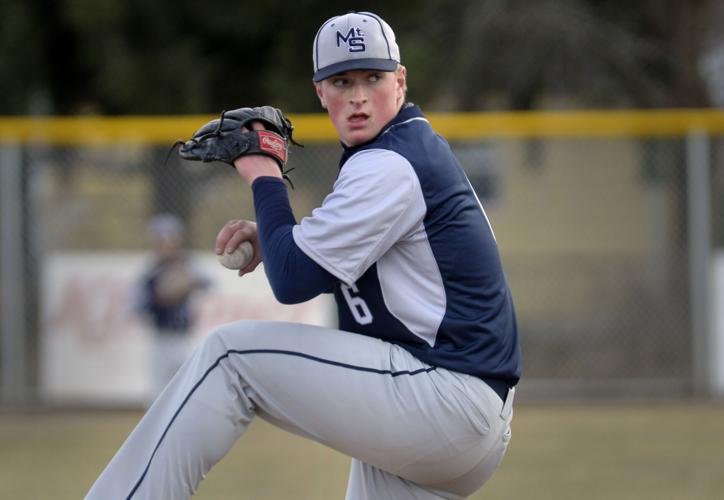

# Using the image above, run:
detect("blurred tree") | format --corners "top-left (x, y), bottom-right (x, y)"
top-left (0, 0), bottom-right (717, 114)
top-left (435, 0), bottom-right (713, 110)
top-left (0, 1), bottom-right (49, 114)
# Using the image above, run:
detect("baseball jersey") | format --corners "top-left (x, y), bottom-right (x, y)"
top-left (292, 103), bottom-right (520, 387)
top-left (136, 256), bottom-right (209, 332)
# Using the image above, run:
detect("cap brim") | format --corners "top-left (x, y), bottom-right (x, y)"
top-left (313, 58), bottom-right (398, 82)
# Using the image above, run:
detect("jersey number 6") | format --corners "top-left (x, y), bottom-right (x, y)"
top-left (340, 283), bottom-right (373, 325)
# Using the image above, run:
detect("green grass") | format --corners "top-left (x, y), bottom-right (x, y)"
top-left (1, 402), bottom-right (722, 499)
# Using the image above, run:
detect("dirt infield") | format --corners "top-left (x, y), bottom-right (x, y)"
top-left (1, 401), bottom-right (722, 499)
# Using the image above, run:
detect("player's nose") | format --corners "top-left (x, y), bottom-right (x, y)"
top-left (348, 83), bottom-right (368, 105)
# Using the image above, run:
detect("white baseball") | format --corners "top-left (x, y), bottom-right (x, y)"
top-left (218, 241), bottom-right (254, 270)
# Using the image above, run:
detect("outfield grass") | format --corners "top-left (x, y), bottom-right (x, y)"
top-left (1, 402), bottom-right (722, 499)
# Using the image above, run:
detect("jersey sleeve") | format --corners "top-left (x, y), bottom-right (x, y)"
top-left (292, 148), bottom-right (426, 286)
top-left (252, 177), bottom-right (339, 304)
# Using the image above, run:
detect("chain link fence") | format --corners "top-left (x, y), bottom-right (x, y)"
top-left (1, 112), bottom-right (722, 404)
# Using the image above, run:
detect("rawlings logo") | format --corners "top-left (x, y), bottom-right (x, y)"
top-left (258, 131), bottom-right (287, 162)
top-left (336, 27), bottom-right (365, 52)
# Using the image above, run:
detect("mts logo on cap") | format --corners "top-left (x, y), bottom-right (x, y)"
top-left (336, 27), bottom-right (365, 52)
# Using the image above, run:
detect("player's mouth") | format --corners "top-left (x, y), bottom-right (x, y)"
top-left (347, 112), bottom-right (369, 127)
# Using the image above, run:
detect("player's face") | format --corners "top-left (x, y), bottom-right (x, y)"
top-left (315, 67), bottom-right (406, 147)
top-left (154, 235), bottom-right (181, 258)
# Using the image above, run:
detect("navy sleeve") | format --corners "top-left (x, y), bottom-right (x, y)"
top-left (251, 177), bottom-right (338, 304)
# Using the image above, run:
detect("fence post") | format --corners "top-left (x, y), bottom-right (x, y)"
top-left (686, 130), bottom-right (712, 396)
top-left (0, 143), bottom-right (27, 405)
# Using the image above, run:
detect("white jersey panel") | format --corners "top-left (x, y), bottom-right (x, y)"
top-left (293, 149), bottom-right (423, 285)
top-left (377, 228), bottom-right (446, 346)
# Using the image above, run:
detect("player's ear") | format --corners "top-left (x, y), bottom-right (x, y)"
top-left (314, 82), bottom-right (327, 109)
top-left (395, 65), bottom-right (407, 103)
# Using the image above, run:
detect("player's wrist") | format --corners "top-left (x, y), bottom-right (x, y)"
top-left (234, 154), bottom-right (282, 185)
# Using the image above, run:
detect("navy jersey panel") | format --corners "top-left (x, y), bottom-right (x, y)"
top-left (335, 104), bottom-right (521, 385)
top-left (333, 264), bottom-right (429, 348)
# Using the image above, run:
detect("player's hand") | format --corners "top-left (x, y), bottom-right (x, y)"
top-left (234, 122), bottom-right (283, 185)
top-left (215, 219), bottom-right (262, 276)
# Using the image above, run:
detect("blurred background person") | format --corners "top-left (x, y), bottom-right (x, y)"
top-left (134, 213), bottom-right (211, 403)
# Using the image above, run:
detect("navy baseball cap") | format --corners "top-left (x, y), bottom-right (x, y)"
top-left (313, 11), bottom-right (400, 82)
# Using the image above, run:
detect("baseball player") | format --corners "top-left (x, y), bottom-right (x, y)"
top-left (86, 11), bottom-right (521, 500)
top-left (134, 213), bottom-right (211, 403)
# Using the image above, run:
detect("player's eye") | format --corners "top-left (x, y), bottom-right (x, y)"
top-left (367, 73), bottom-right (381, 82)
top-left (331, 78), bottom-right (348, 87)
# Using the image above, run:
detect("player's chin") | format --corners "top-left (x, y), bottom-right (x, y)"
top-left (342, 128), bottom-right (376, 147)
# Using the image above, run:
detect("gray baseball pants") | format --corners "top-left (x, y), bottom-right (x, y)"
top-left (86, 320), bottom-right (514, 499)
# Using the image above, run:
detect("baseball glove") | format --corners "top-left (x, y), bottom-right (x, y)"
top-left (154, 261), bottom-right (196, 306)
top-left (175, 106), bottom-right (301, 186)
